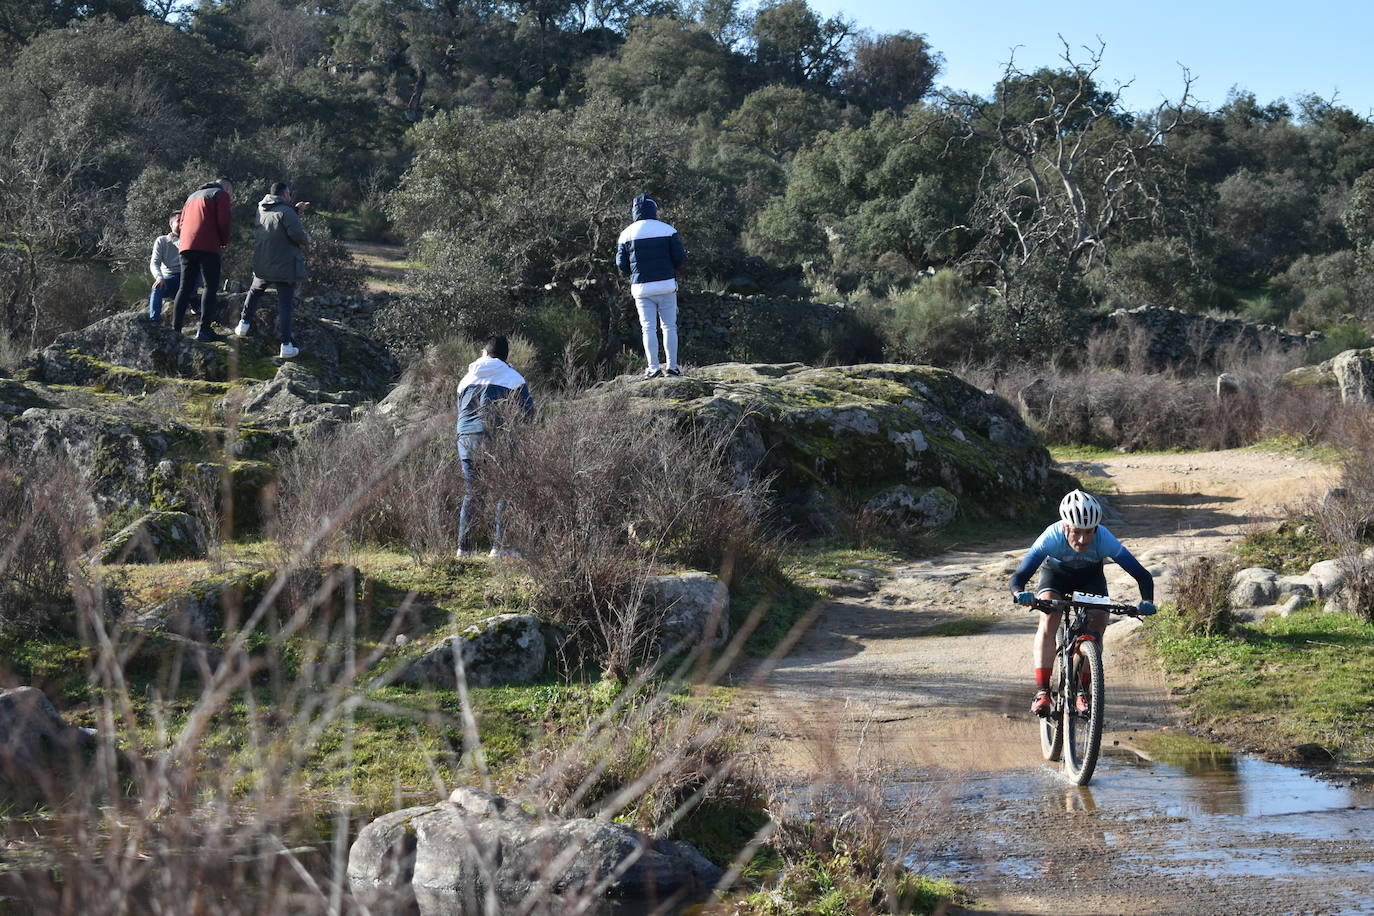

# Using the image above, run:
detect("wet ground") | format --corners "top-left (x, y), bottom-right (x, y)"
top-left (915, 739), bottom-right (1374, 915)
top-left (741, 449), bottom-right (1372, 914)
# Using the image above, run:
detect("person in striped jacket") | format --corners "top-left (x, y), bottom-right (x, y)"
top-left (616, 194), bottom-right (686, 379)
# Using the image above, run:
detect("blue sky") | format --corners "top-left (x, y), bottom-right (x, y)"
top-left (804, 0), bottom-right (1374, 116)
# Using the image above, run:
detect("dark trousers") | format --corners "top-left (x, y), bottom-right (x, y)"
top-left (241, 279), bottom-right (296, 344)
top-left (172, 250), bottom-right (221, 334)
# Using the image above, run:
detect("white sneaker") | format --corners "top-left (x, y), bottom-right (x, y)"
top-left (456, 548), bottom-right (469, 559)
top-left (233, 320), bottom-right (250, 338)
top-left (278, 343), bottom-right (299, 359)
top-left (489, 547), bottom-right (522, 560)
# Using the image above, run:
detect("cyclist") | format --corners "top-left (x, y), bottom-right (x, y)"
top-left (1010, 490), bottom-right (1157, 717)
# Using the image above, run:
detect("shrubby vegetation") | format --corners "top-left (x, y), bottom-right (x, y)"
top-left (4, 0), bottom-right (1374, 373)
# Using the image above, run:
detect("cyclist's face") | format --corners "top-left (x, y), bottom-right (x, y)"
top-left (1066, 525), bottom-right (1097, 552)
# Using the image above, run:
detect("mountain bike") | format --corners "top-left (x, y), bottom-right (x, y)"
top-left (1029, 592), bottom-right (1142, 786)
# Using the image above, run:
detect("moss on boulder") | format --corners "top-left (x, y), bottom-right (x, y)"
top-left (592, 363), bottom-right (1052, 531)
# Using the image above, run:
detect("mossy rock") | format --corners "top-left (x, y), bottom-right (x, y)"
top-left (96, 510), bottom-right (205, 564)
top-left (591, 363), bottom-right (1052, 531)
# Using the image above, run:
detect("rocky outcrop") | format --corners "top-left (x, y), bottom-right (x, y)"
top-left (20, 309), bottom-right (397, 398)
top-left (2, 305), bottom-right (403, 527)
top-left (592, 363), bottom-right (1053, 532)
top-left (401, 614), bottom-right (549, 688)
top-left (641, 572), bottom-right (730, 654)
top-left (1092, 305), bottom-right (1317, 372)
top-left (0, 687), bottom-right (96, 809)
top-left (348, 788), bottom-right (721, 914)
top-left (863, 484), bottom-right (959, 530)
top-left (1284, 348), bottom-right (1374, 405)
top-left (96, 510), bottom-right (204, 564)
top-left (223, 361), bottom-right (369, 438)
top-left (1229, 554), bottom-right (1372, 620)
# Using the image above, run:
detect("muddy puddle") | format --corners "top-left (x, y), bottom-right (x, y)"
top-left (888, 731), bottom-right (1374, 914)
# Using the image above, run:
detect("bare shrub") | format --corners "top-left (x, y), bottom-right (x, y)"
top-left (1172, 556), bottom-right (1237, 635)
top-left (1314, 415), bottom-right (1374, 621)
top-left (0, 454), bottom-right (97, 636)
top-left (982, 346), bottom-right (1350, 453)
top-left (273, 415), bottom-right (461, 563)
top-left (478, 394), bottom-right (776, 667)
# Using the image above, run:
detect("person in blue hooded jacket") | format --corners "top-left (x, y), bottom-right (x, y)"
top-left (616, 194), bottom-right (686, 379)
top-left (455, 336), bottom-right (535, 558)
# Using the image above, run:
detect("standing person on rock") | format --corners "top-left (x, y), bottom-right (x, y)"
top-left (234, 182), bottom-right (310, 359)
top-left (616, 193), bottom-right (686, 379)
top-left (172, 178), bottom-right (234, 342)
top-left (1010, 489), bottom-right (1157, 717)
top-left (455, 336), bottom-right (535, 559)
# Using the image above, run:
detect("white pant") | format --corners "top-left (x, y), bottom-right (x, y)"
top-left (634, 293), bottom-right (678, 371)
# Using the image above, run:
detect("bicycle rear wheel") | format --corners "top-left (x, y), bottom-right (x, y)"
top-left (1062, 637), bottom-right (1104, 785)
top-left (1039, 656), bottom-right (1063, 762)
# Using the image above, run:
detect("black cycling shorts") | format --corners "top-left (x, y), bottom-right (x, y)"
top-left (1036, 562), bottom-right (1109, 599)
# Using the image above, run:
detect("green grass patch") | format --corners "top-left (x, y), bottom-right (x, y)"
top-left (1049, 444), bottom-right (1121, 461)
top-left (1145, 608), bottom-right (1374, 764)
top-left (1244, 434), bottom-right (1343, 464)
top-left (784, 540), bottom-right (907, 579)
top-left (1233, 518), bottom-right (1335, 575)
top-left (732, 569), bottom-right (826, 658)
top-left (730, 859), bottom-right (965, 915)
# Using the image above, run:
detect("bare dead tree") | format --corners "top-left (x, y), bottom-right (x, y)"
top-left (0, 127), bottom-right (118, 347)
top-left (942, 38), bottom-right (1197, 299)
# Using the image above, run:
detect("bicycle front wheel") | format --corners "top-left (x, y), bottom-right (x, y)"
top-left (1040, 655), bottom-right (1063, 762)
top-left (1063, 637), bottom-right (1105, 785)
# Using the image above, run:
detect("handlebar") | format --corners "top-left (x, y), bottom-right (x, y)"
top-left (1025, 593), bottom-right (1140, 618)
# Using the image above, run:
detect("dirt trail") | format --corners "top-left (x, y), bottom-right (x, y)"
top-left (740, 449), bottom-right (1374, 915)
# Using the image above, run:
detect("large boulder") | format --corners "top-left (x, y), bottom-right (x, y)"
top-left (863, 484), bottom-right (959, 530)
top-left (0, 687), bottom-right (96, 809)
top-left (96, 510), bottom-right (204, 564)
top-left (18, 309), bottom-right (398, 398)
top-left (592, 363), bottom-right (1053, 531)
top-left (1282, 347), bottom-right (1374, 405)
top-left (1230, 567), bottom-right (1279, 608)
top-left (641, 572), bottom-right (730, 654)
top-left (1332, 349), bottom-right (1374, 405)
top-left (348, 788), bottom-right (721, 914)
top-left (222, 362), bottom-right (365, 438)
top-left (401, 614), bottom-right (547, 688)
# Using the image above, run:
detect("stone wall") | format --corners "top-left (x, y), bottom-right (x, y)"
top-left (676, 293), bottom-right (846, 364)
top-left (1091, 305), bottom-right (1320, 372)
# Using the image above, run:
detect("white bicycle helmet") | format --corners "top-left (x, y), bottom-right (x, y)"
top-left (1059, 489), bottom-right (1102, 529)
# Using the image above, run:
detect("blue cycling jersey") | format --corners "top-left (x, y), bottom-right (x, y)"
top-left (1031, 522), bottom-right (1123, 569)
top-left (1010, 521), bottom-right (1154, 601)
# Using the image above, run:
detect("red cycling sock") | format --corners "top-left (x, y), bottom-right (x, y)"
top-left (1035, 667), bottom-right (1051, 690)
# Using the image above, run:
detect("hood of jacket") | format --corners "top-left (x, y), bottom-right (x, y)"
top-left (258, 193), bottom-right (291, 213)
top-left (631, 193), bottom-right (658, 222)
top-left (457, 356), bottom-right (527, 393)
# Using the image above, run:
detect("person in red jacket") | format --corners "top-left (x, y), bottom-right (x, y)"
top-left (172, 178), bottom-right (234, 342)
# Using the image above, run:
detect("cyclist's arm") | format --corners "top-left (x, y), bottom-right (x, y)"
top-left (1009, 545), bottom-right (1049, 594)
top-left (1112, 546), bottom-right (1154, 602)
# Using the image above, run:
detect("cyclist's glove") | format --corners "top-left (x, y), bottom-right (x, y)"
top-left (1137, 600), bottom-right (1157, 616)
top-left (1013, 591), bottom-right (1035, 606)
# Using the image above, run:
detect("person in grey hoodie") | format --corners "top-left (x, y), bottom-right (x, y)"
top-left (234, 182), bottom-right (310, 359)
top-left (147, 212), bottom-right (184, 322)
top-left (616, 193), bottom-right (686, 378)
top-left (455, 336), bottom-right (535, 558)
